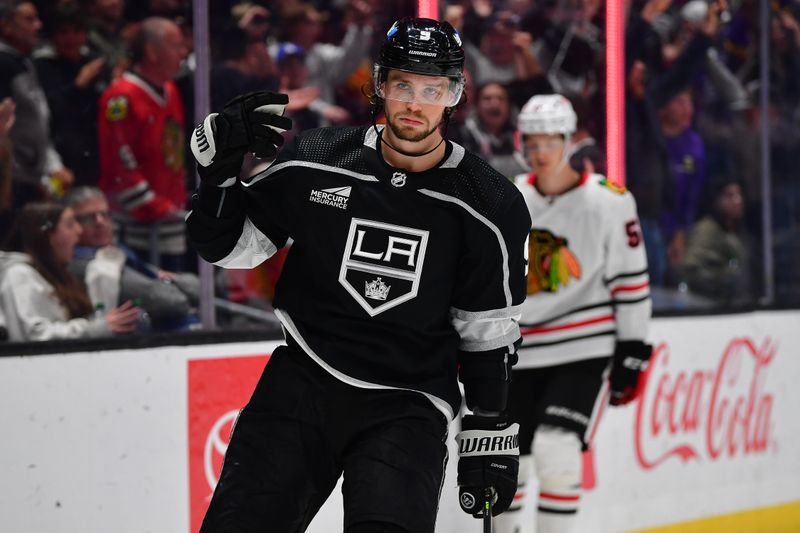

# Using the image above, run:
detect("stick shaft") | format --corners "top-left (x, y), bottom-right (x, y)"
top-left (483, 489), bottom-right (492, 533)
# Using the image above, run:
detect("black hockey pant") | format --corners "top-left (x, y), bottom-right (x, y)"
top-left (199, 345), bottom-right (449, 533)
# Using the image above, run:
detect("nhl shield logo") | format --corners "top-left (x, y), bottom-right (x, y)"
top-left (391, 172), bottom-right (407, 187)
top-left (339, 218), bottom-right (428, 316)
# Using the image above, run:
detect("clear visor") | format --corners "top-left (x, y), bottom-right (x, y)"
top-left (374, 66), bottom-right (464, 107)
top-left (523, 138), bottom-right (565, 156)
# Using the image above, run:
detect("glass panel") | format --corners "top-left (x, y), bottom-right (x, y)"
top-left (767, 0), bottom-right (800, 306)
top-left (5, 0), bottom-right (799, 348)
top-left (624, 0), bottom-right (778, 313)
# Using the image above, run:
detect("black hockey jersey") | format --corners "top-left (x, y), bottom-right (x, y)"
top-left (187, 125), bottom-right (531, 419)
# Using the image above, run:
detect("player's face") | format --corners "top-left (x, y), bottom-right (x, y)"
top-left (49, 208), bottom-right (83, 265)
top-left (383, 71), bottom-right (448, 143)
top-left (524, 133), bottom-right (566, 177)
top-left (73, 196), bottom-right (114, 248)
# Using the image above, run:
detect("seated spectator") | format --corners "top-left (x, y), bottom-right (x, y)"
top-left (682, 176), bottom-right (755, 305)
top-left (64, 186), bottom-right (200, 332)
top-left (0, 202), bottom-right (138, 341)
top-left (449, 81), bottom-right (526, 178)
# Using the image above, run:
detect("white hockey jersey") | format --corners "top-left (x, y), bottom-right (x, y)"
top-left (513, 172), bottom-right (651, 369)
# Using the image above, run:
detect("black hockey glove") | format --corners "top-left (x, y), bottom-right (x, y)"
top-left (456, 413), bottom-right (519, 518)
top-left (190, 91), bottom-right (292, 186)
top-left (609, 340), bottom-right (653, 406)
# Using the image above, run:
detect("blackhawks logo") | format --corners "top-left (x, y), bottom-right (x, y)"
top-left (527, 229), bottom-right (582, 295)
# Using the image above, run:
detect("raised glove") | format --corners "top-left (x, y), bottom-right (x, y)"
top-left (609, 340), bottom-right (653, 406)
top-left (190, 92), bottom-right (292, 186)
top-left (456, 414), bottom-right (519, 518)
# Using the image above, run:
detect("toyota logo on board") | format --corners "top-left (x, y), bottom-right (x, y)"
top-left (204, 409), bottom-right (239, 490)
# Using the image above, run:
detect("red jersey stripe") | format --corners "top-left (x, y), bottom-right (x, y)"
top-left (521, 315), bottom-right (613, 335)
top-left (610, 281), bottom-right (650, 295)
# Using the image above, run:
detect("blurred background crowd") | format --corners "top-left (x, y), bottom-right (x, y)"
top-left (1, 0), bottom-right (799, 343)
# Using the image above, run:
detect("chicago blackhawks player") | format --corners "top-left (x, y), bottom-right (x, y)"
top-left (187, 17), bottom-right (530, 533)
top-left (495, 94), bottom-right (653, 533)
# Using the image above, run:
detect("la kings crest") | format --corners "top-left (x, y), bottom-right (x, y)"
top-left (339, 218), bottom-right (429, 316)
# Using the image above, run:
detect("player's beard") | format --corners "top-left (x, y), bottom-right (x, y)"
top-left (385, 111), bottom-right (441, 142)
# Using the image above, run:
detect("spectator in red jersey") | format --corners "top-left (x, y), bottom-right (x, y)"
top-left (97, 16), bottom-right (189, 271)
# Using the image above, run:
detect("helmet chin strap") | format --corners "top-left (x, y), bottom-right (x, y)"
top-left (371, 104), bottom-right (450, 158)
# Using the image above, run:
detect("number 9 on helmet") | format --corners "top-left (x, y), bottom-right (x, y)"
top-left (373, 17), bottom-right (466, 108)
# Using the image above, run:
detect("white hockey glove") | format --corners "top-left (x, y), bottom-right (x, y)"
top-left (456, 413), bottom-right (519, 518)
top-left (609, 340), bottom-right (653, 406)
top-left (190, 91), bottom-right (292, 187)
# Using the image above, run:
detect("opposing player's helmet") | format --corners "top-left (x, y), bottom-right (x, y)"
top-left (374, 17), bottom-right (465, 107)
top-left (517, 94), bottom-right (577, 136)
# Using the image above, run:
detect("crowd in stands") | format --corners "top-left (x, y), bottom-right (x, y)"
top-left (1, 0), bottom-right (799, 343)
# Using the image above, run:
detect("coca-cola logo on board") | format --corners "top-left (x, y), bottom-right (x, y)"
top-left (634, 337), bottom-right (776, 470)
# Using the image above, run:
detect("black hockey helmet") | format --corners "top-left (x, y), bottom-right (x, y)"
top-left (378, 17), bottom-right (465, 77)
top-left (374, 18), bottom-right (466, 107)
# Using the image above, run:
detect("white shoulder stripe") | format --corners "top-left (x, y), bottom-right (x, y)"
top-left (243, 160), bottom-right (379, 187)
top-left (441, 141), bottom-right (465, 168)
top-left (363, 124), bottom-right (382, 149)
top-left (417, 189), bottom-right (513, 306)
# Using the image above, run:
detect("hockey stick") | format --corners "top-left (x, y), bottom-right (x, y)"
top-left (483, 488), bottom-right (493, 533)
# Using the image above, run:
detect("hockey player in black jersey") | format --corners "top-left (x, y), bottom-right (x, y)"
top-left (186, 17), bottom-right (531, 533)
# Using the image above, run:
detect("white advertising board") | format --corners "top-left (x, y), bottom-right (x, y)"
top-left (0, 311), bottom-right (798, 533)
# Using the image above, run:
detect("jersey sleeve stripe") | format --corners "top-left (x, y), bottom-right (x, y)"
top-left (450, 303), bottom-right (523, 321)
top-left (613, 294), bottom-right (651, 305)
top-left (604, 267), bottom-right (649, 284)
top-left (521, 314), bottom-right (614, 335)
top-left (451, 315), bottom-right (521, 352)
top-left (212, 216), bottom-right (278, 268)
top-left (418, 188), bottom-right (513, 307)
top-left (117, 181), bottom-right (155, 210)
top-left (521, 329), bottom-right (616, 348)
top-left (610, 281), bottom-right (650, 295)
